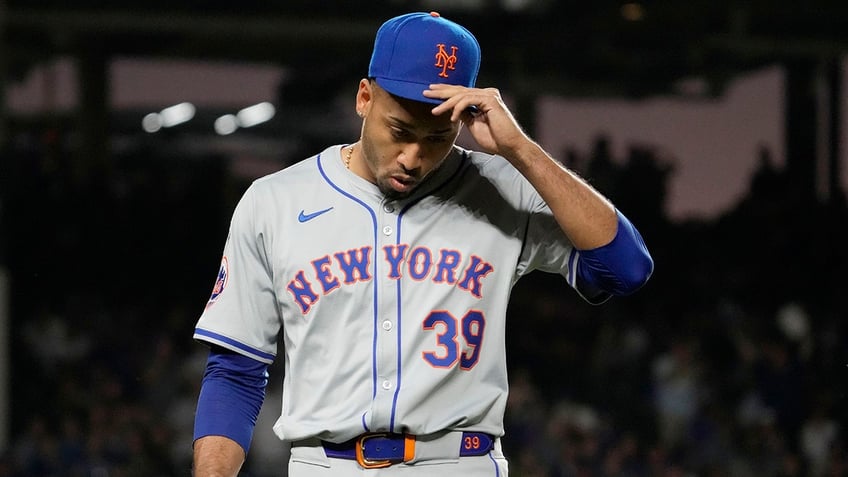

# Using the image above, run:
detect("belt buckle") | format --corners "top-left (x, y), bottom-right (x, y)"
top-left (354, 433), bottom-right (415, 469)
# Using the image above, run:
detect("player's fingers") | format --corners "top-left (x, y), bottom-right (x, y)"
top-left (425, 85), bottom-right (487, 112)
top-left (423, 83), bottom-right (465, 98)
top-left (429, 90), bottom-right (491, 122)
top-left (432, 98), bottom-right (473, 122)
top-left (425, 86), bottom-right (465, 114)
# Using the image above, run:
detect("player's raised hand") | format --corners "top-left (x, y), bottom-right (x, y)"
top-left (424, 84), bottom-right (531, 159)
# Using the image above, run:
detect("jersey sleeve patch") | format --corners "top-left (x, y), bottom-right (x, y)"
top-left (205, 256), bottom-right (229, 309)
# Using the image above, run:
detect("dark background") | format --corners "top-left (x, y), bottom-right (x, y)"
top-left (2, 1), bottom-right (847, 476)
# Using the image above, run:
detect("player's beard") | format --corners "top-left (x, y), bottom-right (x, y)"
top-left (360, 138), bottom-right (453, 200)
top-left (361, 138), bottom-right (440, 200)
top-left (377, 158), bottom-right (450, 200)
top-left (380, 180), bottom-right (412, 200)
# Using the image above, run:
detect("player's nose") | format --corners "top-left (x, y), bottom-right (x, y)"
top-left (397, 143), bottom-right (425, 172)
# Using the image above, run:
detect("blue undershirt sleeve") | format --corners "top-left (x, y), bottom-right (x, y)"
top-left (193, 346), bottom-right (269, 454)
top-left (576, 210), bottom-right (654, 297)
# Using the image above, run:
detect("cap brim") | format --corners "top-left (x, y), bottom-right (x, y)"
top-left (374, 77), bottom-right (443, 105)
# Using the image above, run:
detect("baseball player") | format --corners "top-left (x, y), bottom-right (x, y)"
top-left (192, 11), bottom-right (653, 477)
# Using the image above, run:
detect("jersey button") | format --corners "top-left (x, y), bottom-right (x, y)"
top-left (382, 320), bottom-right (393, 331)
top-left (382, 225), bottom-right (393, 236)
top-left (381, 380), bottom-right (392, 390)
top-left (383, 204), bottom-right (395, 213)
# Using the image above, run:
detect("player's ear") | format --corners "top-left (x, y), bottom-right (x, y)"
top-left (356, 79), bottom-right (373, 118)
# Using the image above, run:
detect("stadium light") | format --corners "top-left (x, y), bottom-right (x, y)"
top-left (214, 114), bottom-right (239, 136)
top-left (142, 113), bottom-right (163, 133)
top-left (159, 102), bottom-right (196, 127)
top-left (236, 102), bottom-right (276, 128)
top-left (141, 102), bottom-right (196, 133)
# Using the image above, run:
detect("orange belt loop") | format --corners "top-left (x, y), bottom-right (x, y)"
top-left (403, 433), bottom-right (416, 462)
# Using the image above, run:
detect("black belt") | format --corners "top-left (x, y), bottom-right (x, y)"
top-left (322, 432), bottom-right (494, 469)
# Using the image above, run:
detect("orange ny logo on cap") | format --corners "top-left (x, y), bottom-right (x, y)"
top-left (434, 44), bottom-right (458, 78)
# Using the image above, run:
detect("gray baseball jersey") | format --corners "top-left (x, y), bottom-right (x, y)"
top-left (194, 144), bottom-right (604, 444)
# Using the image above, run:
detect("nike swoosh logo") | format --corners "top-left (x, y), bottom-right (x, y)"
top-left (298, 207), bottom-right (334, 223)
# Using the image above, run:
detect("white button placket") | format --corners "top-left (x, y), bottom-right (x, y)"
top-left (370, 199), bottom-right (402, 430)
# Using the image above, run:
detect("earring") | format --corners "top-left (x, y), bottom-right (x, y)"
top-left (357, 111), bottom-right (364, 118)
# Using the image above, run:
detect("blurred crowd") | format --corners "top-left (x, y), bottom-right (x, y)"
top-left (1, 131), bottom-right (846, 476)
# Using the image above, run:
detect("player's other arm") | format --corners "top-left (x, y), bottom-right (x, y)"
top-left (510, 140), bottom-right (653, 296)
top-left (426, 84), bottom-right (619, 249)
top-left (506, 138), bottom-right (619, 249)
top-left (507, 137), bottom-right (653, 295)
top-left (426, 84), bottom-right (653, 294)
top-left (193, 435), bottom-right (245, 477)
top-left (193, 346), bottom-right (269, 477)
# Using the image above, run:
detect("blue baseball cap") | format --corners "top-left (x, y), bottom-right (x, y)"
top-left (368, 12), bottom-right (481, 104)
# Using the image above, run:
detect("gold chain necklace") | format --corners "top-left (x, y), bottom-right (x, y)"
top-left (345, 144), bottom-right (354, 169)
